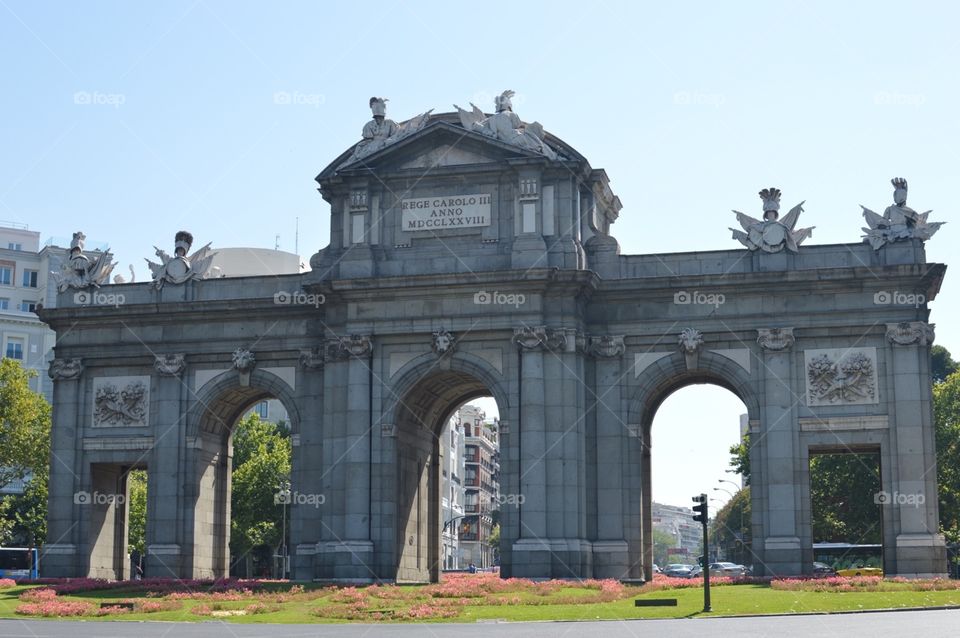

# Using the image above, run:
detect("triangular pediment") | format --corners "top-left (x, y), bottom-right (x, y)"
top-left (320, 120), bottom-right (546, 180)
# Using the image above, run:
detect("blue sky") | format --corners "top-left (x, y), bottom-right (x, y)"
top-left (3, 0), bottom-right (957, 507)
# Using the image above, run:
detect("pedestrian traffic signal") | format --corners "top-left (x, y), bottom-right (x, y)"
top-left (692, 493), bottom-right (708, 524)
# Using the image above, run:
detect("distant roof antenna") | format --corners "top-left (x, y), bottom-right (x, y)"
top-left (274, 234), bottom-right (280, 250)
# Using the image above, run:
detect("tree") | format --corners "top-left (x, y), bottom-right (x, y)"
top-left (933, 371), bottom-right (960, 543)
top-left (0, 359), bottom-right (51, 489)
top-left (728, 434), bottom-right (750, 484)
top-left (710, 487), bottom-right (751, 565)
top-left (809, 453), bottom-right (881, 544)
top-left (229, 413), bottom-right (291, 576)
top-left (932, 346), bottom-right (958, 384)
top-left (127, 470), bottom-right (147, 555)
top-left (0, 360), bottom-right (51, 546)
top-left (652, 528), bottom-right (678, 567)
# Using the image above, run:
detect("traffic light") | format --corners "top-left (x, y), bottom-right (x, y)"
top-left (692, 493), bottom-right (708, 524)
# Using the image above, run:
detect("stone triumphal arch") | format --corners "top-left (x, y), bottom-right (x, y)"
top-left (41, 92), bottom-right (948, 581)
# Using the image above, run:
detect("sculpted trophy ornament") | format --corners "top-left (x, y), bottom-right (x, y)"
top-left (347, 97), bottom-right (432, 163)
top-left (52, 232), bottom-right (116, 292)
top-left (731, 188), bottom-right (814, 253)
top-left (145, 231), bottom-right (217, 289)
top-left (861, 178), bottom-right (944, 250)
top-left (455, 90), bottom-right (558, 160)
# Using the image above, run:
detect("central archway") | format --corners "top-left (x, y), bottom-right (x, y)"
top-left (629, 350), bottom-right (761, 581)
top-left (382, 355), bottom-right (510, 583)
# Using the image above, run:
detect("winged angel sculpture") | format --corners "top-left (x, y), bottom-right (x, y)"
top-left (53, 231), bottom-right (116, 292)
top-left (730, 188), bottom-right (814, 253)
top-left (861, 177), bottom-right (943, 250)
top-left (455, 90), bottom-right (558, 160)
top-left (146, 231), bottom-right (217, 289)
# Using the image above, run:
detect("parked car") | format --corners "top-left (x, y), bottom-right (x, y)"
top-left (664, 563), bottom-right (694, 578)
top-left (813, 561), bottom-right (838, 576)
top-left (688, 564), bottom-right (702, 578)
top-left (836, 565), bottom-right (883, 577)
top-left (708, 562), bottom-right (747, 577)
top-left (652, 564), bottom-right (662, 574)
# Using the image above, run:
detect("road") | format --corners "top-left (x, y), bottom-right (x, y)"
top-left (2, 609), bottom-right (959, 638)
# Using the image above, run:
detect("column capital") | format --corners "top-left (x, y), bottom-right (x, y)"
top-left (154, 353), bottom-right (186, 377)
top-left (48, 358), bottom-right (83, 381)
top-left (757, 327), bottom-right (795, 351)
top-left (512, 326), bottom-right (571, 352)
top-left (298, 347), bottom-right (324, 370)
top-left (588, 335), bottom-right (625, 358)
top-left (886, 322), bottom-right (935, 346)
top-left (325, 334), bottom-right (373, 361)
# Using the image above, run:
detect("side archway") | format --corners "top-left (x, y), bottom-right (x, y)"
top-left (627, 350), bottom-right (761, 581)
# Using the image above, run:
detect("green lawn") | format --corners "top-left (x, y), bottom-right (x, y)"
top-left (2, 582), bottom-right (959, 623)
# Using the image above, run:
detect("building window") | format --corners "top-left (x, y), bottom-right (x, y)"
top-left (19, 300), bottom-right (37, 313)
top-left (22, 270), bottom-right (38, 288)
top-left (0, 298), bottom-right (8, 310)
top-left (7, 242), bottom-right (22, 251)
top-left (5, 338), bottom-right (24, 360)
top-left (0, 267), bottom-right (11, 285)
top-left (255, 401), bottom-right (269, 419)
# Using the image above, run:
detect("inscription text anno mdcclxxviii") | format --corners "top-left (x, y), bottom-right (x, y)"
top-left (401, 194), bottom-right (491, 231)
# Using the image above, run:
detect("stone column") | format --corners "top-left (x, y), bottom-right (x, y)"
top-left (589, 335), bottom-right (630, 578)
top-left (291, 348), bottom-right (324, 580)
top-left (510, 327), bottom-right (548, 576)
top-left (43, 359), bottom-right (84, 577)
top-left (316, 336), bottom-right (375, 580)
top-left (885, 322), bottom-right (947, 576)
top-left (756, 328), bottom-right (802, 576)
top-left (146, 354), bottom-right (187, 578)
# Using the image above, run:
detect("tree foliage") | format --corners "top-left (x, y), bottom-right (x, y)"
top-left (710, 486), bottom-right (751, 565)
top-left (229, 413), bottom-right (291, 569)
top-left (728, 434), bottom-right (750, 484)
top-left (0, 360), bottom-right (51, 546)
top-left (127, 470), bottom-right (147, 555)
top-left (651, 528), bottom-right (679, 567)
top-left (809, 453), bottom-right (881, 544)
top-left (933, 370), bottom-right (960, 543)
top-left (932, 345), bottom-right (958, 385)
top-left (0, 359), bottom-right (51, 489)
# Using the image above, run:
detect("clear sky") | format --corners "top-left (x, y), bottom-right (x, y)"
top-left (3, 1), bottom-right (957, 508)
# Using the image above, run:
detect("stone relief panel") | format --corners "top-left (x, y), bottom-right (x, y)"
top-left (92, 376), bottom-right (150, 427)
top-left (804, 347), bottom-right (879, 406)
